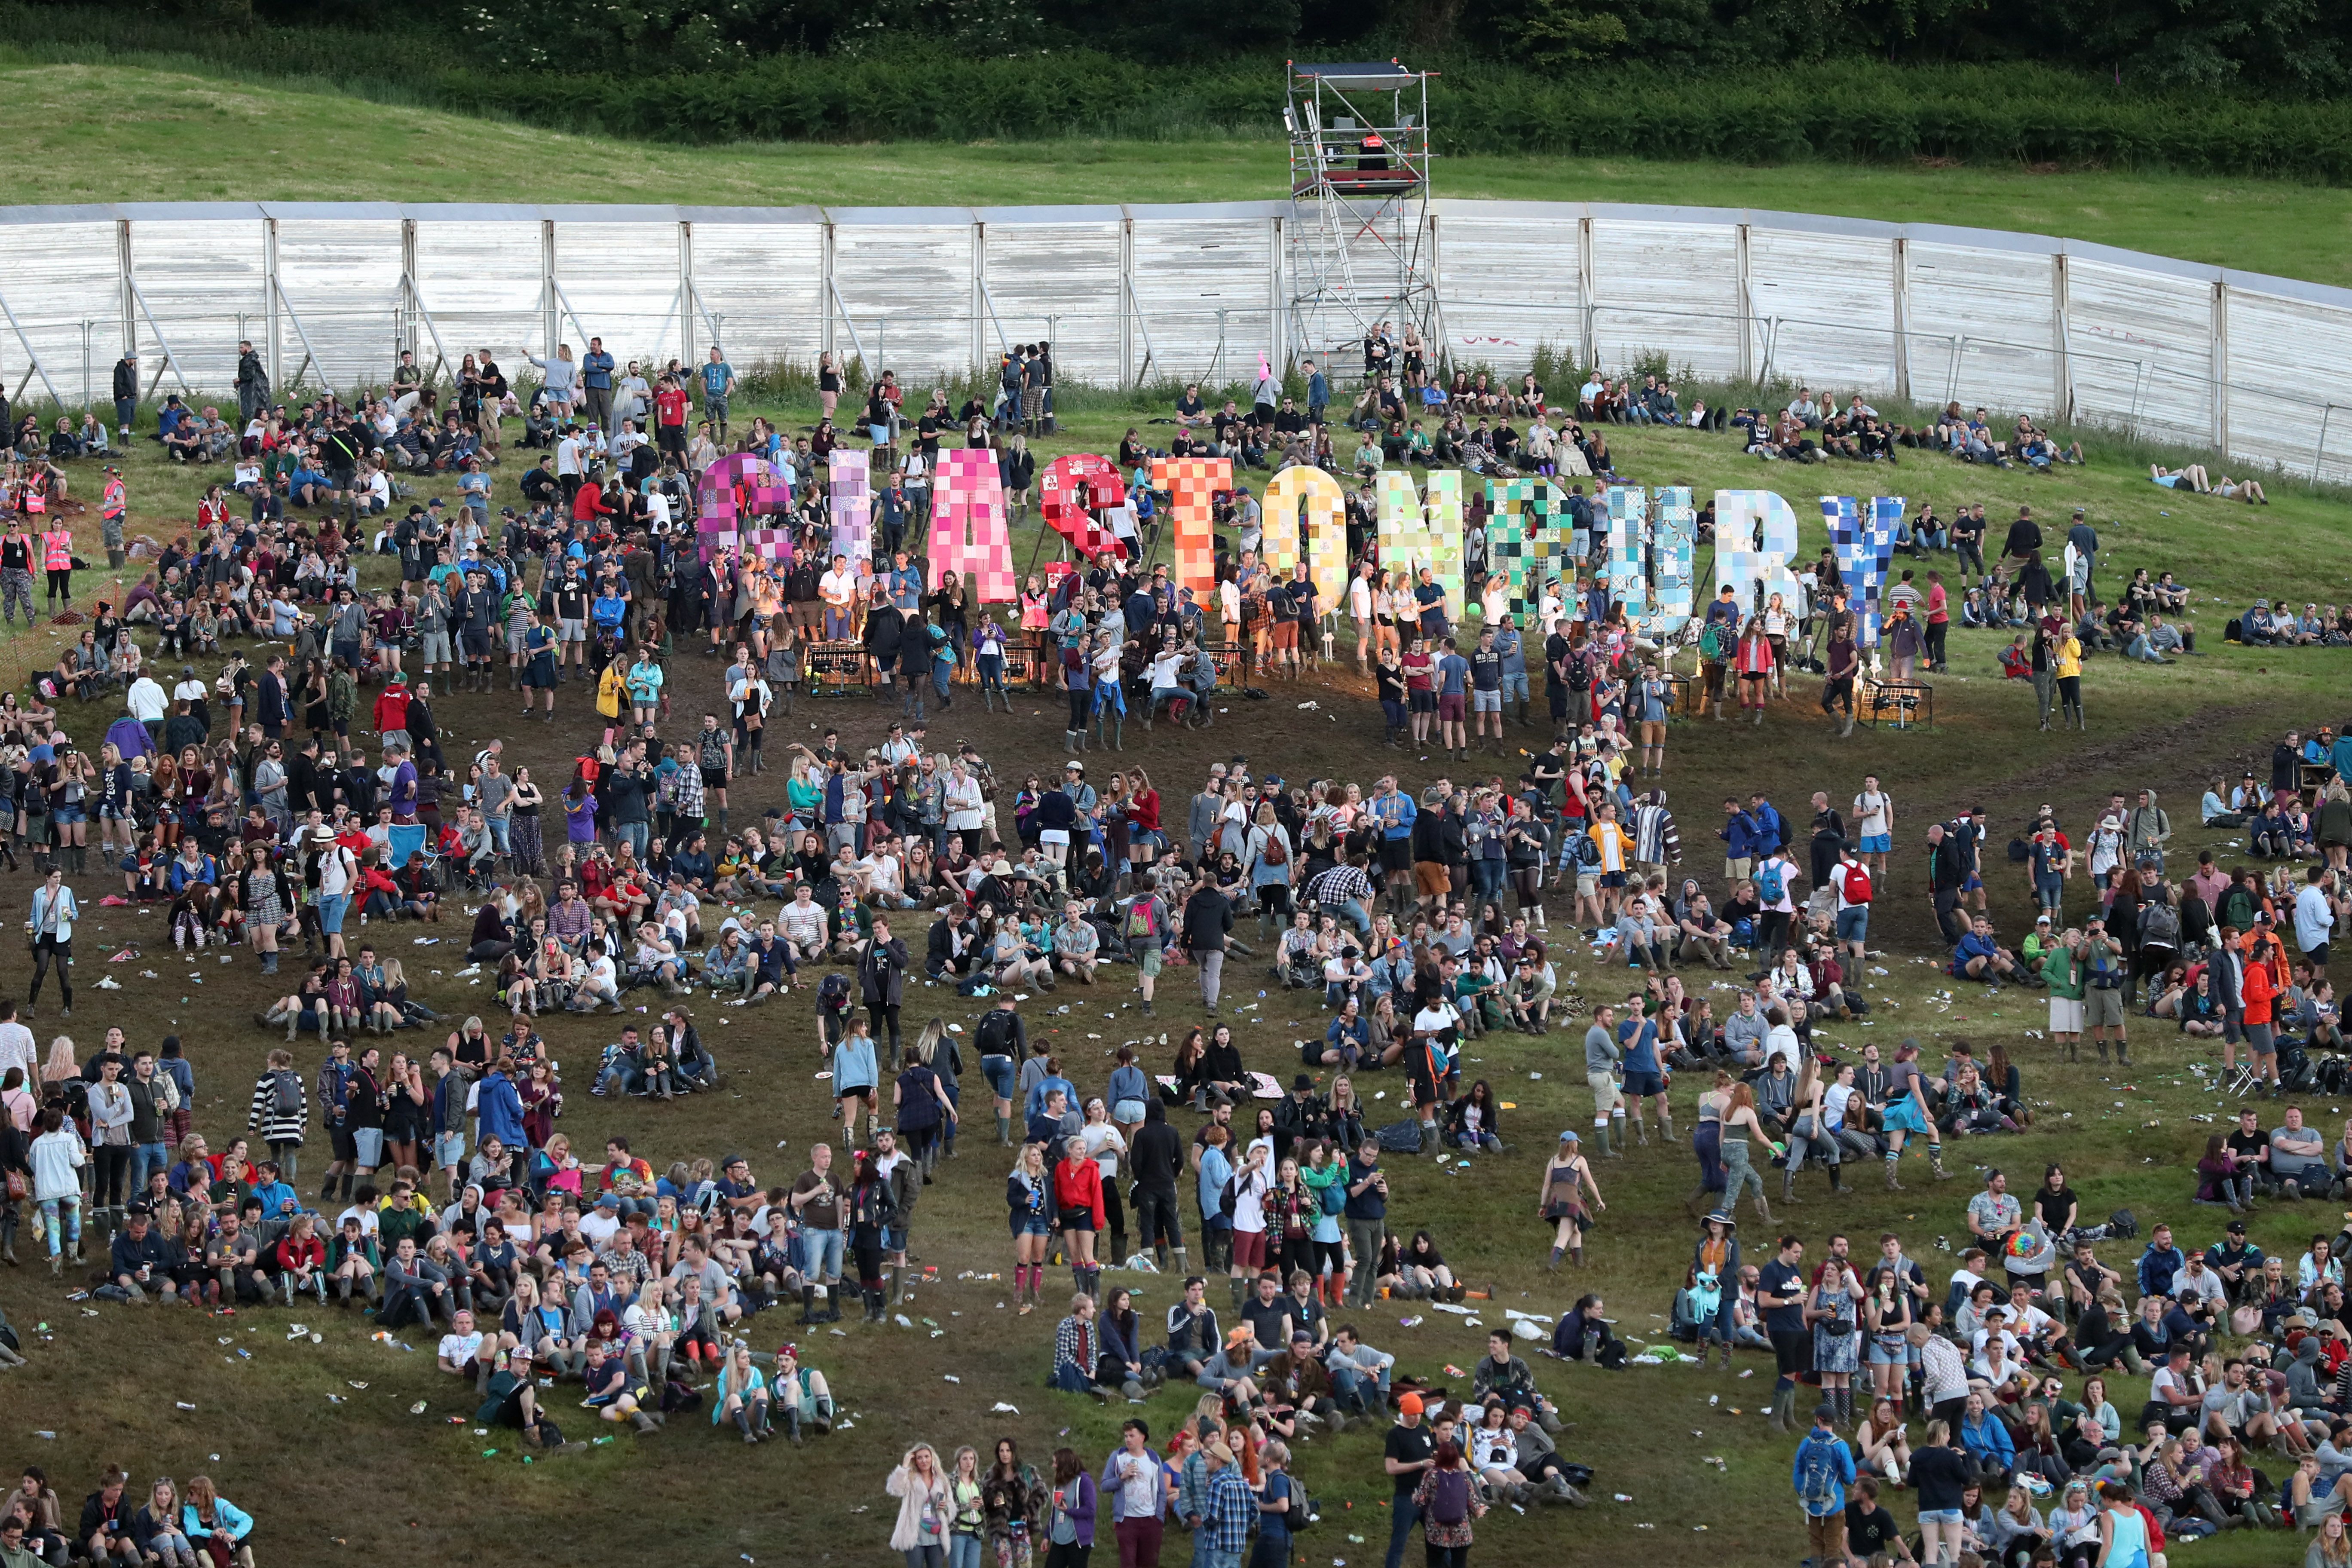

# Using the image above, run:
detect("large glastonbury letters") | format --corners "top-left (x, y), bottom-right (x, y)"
top-left (1039, 454), bottom-right (1127, 559)
top-left (1603, 486), bottom-right (1650, 620)
top-left (930, 448), bottom-right (1017, 600)
top-left (695, 453), bottom-right (794, 564)
top-left (828, 449), bottom-right (872, 576)
top-left (1480, 477), bottom-right (1561, 622)
top-left (1259, 464), bottom-right (1349, 609)
top-left (1375, 470), bottom-right (1465, 617)
top-left (1713, 490), bottom-right (1805, 619)
top-left (1822, 494), bottom-right (1905, 646)
top-left (1649, 487), bottom-right (1696, 636)
top-left (1152, 456), bottom-right (1231, 599)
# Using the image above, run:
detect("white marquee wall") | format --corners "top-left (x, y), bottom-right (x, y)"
top-left (0, 199), bottom-right (2346, 483)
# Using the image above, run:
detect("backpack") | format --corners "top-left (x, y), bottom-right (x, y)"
top-left (1124, 899), bottom-right (1160, 940)
top-left (271, 1069), bottom-right (303, 1121)
top-left (2140, 901), bottom-right (2180, 948)
top-left (1261, 833), bottom-right (1288, 867)
top-left (1841, 865), bottom-right (1871, 906)
top-left (1755, 861), bottom-right (1785, 904)
top-left (1698, 622), bottom-right (1729, 662)
top-left (1568, 831), bottom-right (1600, 869)
top-left (1795, 1435), bottom-right (1845, 1511)
top-left (1428, 1467), bottom-right (1473, 1527)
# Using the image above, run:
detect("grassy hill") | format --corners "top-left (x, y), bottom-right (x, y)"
top-left (0, 377), bottom-right (2339, 1565)
top-left (4, 57), bottom-right (2352, 288)
top-left (0, 47), bottom-right (2346, 1568)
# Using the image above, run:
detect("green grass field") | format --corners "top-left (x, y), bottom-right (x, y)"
top-left (0, 381), bottom-right (2340, 1565)
top-left (7, 56), bottom-right (2352, 288)
top-left (0, 52), bottom-right (2348, 1566)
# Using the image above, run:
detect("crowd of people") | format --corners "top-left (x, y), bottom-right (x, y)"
top-left (6, 328), bottom-right (2352, 1568)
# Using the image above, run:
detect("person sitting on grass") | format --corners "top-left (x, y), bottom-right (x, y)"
top-left (1952, 916), bottom-right (2040, 987)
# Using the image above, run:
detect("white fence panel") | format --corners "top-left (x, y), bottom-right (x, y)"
top-left (1904, 238), bottom-right (2056, 417)
top-left (1432, 202), bottom-right (1580, 378)
top-left (831, 211), bottom-right (975, 382)
top-left (1748, 226), bottom-right (1898, 399)
top-left (1130, 209), bottom-right (1273, 389)
top-left (554, 216), bottom-right (683, 375)
top-left (2066, 255), bottom-right (2214, 446)
top-left (983, 211), bottom-right (1124, 385)
top-left (2224, 284), bottom-right (2352, 483)
top-left (411, 216), bottom-right (544, 374)
top-left (271, 213), bottom-right (403, 393)
top-left (1587, 214), bottom-right (1740, 381)
top-left (0, 216), bottom-right (121, 409)
top-left (127, 212), bottom-right (264, 400)
top-left (686, 213), bottom-right (824, 377)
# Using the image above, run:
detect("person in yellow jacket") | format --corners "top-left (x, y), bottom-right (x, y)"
top-left (2053, 630), bottom-right (2085, 732)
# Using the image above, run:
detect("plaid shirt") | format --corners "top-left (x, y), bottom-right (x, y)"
top-left (1054, 1312), bottom-right (1095, 1380)
top-left (1204, 1467), bottom-right (1255, 1553)
top-left (1308, 862), bottom-right (1373, 906)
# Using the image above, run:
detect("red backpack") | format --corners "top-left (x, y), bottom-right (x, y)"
top-left (1842, 864), bottom-right (1872, 905)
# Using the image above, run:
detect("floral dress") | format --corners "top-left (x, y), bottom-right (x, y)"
top-left (1810, 1275), bottom-right (1860, 1374)
top-left (1412, 1464), bottom-right (1477, 1550)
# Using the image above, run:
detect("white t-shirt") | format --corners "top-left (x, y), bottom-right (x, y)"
top-left (335, 1204), bottom-right (380, 1238)
top-left (1834, 862), bottom-right (1871, 916)
top-left (1852, 790), bottom-right (1890, 840)
top-left (1757, 855), bottom-right (1799, 913)
top-left (438, 1329), bottom-right (485, 1365)
top-left (578, 1208), bottom-right (621, 1247)
top-left (819, 568), bottom-right (859, 609)
top-left (1079, 1122), bottom-right (1125, 1185)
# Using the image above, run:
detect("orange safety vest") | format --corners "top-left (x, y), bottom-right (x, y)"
top-left (102, 478), bottom-right (125, 519)
top-left (41, 530), bottom-right (71, 571)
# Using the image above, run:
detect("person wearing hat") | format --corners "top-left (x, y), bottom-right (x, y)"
top-left (1539, 1130), bottom-right (1603, 1271)
top-left (1685, 1207), bottom-right (1740, 1368)
top-left (1791, 1396), bottom-right (1856, 1563)
top-left (1381, 1390), bottom-right (1436, 1568)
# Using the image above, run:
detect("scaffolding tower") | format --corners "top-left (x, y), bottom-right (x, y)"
top-left (1284, 60), bottom-right (1435, 379)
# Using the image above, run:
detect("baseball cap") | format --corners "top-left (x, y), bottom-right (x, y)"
top-left (1557, 1130), bottom-right (1580, 1144)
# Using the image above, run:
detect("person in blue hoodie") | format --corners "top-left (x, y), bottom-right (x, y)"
top-left (475, 1057), bottom-right (526, 1154)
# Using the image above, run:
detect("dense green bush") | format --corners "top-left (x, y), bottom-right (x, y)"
top-left (13, 4), bottom-right (2352, 181)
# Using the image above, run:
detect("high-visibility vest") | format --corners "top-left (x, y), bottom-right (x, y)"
top-left (42, 530), bottom-right (71, 570)
top-left (102, 478), bottom-right (125, 519)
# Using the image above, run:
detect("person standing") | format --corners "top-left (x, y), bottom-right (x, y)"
top-left (1380, 1393), bottom-right (1436, 1568)
top-left (1343, 1138), bottom-right (1387, 1309)
top-left (1791, 1400), bottom-right (1857, 1568)
top-left (579, 338), bottom-right (616, 436)
top-left (1183, 873), bottom-right (1233, 1015)
top-left (790, 1141), bottom-right (850, 1323)
top-left (1410, 1438), bottom-right (1482, 1568)
top-left (113, 349), bottom-right (138, 441)
top-left (1100, 1421), bottom-right (1166, 1568)
top-left (25, 865), bottom-right (75, 1018)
